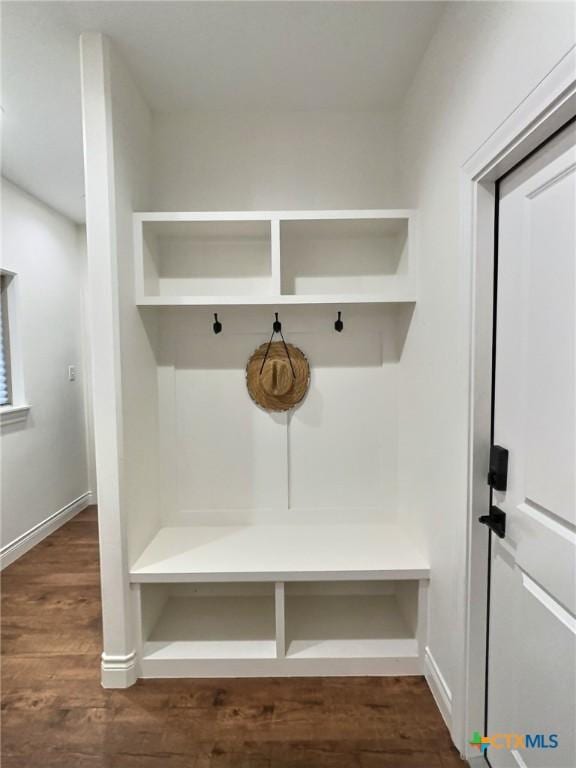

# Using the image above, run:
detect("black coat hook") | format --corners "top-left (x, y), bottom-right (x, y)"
top-left (213, 313), bottom-right (222, 334)
top-left (334, 311), bottom-right (344, 332)
top-left (260, 311), bottom-right (295, 378)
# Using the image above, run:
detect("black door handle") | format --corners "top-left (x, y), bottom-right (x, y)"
top-left (479, 506), bottom-right (506, 539)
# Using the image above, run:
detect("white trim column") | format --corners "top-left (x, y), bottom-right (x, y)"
top-left (80, 33), bottom-right (136, 688)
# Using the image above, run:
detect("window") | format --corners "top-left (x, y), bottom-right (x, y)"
top-left (0, 274), bottom-right (11, 406)
top-left (0, 271), bottom-right (29, 425)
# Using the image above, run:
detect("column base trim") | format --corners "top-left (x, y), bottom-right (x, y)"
top-left (101, 650), bottom-right (138, 688)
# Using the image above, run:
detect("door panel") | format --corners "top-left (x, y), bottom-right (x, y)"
top-left (487, 547), bottom-right (576, 768)
top-left (515, 500), bottom-right (576, 616)
top-left (523, 163), bottom-right (575, 522)
top-left (486, 125), bottom-right (576, 768)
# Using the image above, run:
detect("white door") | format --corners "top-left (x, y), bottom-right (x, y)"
top-left (483, 123), bottom-right (576, 768)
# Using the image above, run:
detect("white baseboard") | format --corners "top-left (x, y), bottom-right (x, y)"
top-left (101, 651), bottom-right (138, 689)
top-left (0, 491), bottom-right (94, 570)
top-left (424, 645), bottom-right (453, 730)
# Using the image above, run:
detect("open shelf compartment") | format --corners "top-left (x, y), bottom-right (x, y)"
top-left (284, 581), bottom-right (419, 660)
top-left (139, 583), bottom-right (277, 661)
top-left (137, 217), bottom-right (273, 299)
top-left (280, 217), bottom-right (411, 297)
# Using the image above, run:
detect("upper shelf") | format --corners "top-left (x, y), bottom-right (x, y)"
top-left (136, 293), bottom-right (416, 307)
top-left (134, 210), bottom-right (418, 307)
top-left (130, 522), bottom-right (430, 583)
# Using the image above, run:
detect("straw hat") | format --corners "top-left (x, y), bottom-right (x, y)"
top-left (246, 341), bottom-right (310, 412)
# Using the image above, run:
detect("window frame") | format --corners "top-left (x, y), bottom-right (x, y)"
top-left (0, 269), bottom-right (29, 426)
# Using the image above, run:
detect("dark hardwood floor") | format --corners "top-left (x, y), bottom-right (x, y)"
top-left (1, 507), bottom-right (466, 767)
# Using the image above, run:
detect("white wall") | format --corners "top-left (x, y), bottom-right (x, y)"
top-left (0, 179), bottom-right (94, 557)
top-left (397, 0), bottom-right (576, 742)
top-left (156, 305), bottom-right (401, 528)
top-left (152, 110), bottom-right (399, 211)
top-left (77, 230), bottom-right (97, 497)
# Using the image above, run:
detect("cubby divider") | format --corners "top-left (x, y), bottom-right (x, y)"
top-left (275, 582), bottom-right (286, 659)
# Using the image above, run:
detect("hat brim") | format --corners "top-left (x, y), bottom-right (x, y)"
top-left (246, 342), bottom-right (310, 412)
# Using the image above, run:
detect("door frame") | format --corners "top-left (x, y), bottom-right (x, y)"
top-left (455, 47), bottom-right (576, 764)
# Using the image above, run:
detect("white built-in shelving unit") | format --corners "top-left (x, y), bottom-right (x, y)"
top-left (127, 207), bottom-right (428, 679)
top-left (81, 33), bottom-right (430, 687)
top-left (134, 210), bottom-right (417, 306)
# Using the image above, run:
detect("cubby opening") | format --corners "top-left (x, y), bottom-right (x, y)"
top-left (280, 217), bottom-right (410, 296)
top-left (140, 219), bottom-right (272, 298)
top-left (140, 583), bottom-right (277, 660)
top-left (284, 581), bottom-right (419, 659)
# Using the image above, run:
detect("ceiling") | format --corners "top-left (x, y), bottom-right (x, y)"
top-left (1, 1), bottom-right (444, 222)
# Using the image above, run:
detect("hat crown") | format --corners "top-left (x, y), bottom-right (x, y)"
top-left (260, 358), bottom-right (294, 397)
top-left (246, 341), bottom-right (309, 412)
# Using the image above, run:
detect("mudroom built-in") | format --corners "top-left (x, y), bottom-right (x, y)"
top-left (81, 32), bottom-right (432, 684)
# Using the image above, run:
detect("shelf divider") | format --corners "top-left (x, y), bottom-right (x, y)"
top-left (275, 582), bottom-right (286, 659)
top-left (271, 218), bottom-right (282, 296)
